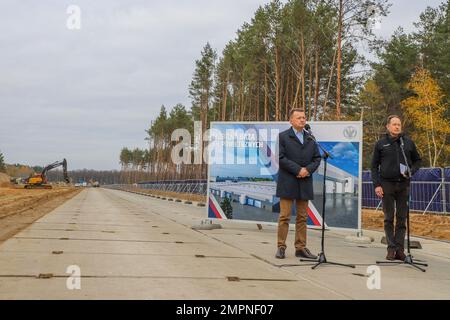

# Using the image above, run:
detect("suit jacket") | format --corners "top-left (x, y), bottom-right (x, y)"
top-left (275, 127), bottom-right (321, 200)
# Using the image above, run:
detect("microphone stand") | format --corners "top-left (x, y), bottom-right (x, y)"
top-left (299, 129), bottom-right (355, 270)
top-left (376, 137), bottom-right (428, 272)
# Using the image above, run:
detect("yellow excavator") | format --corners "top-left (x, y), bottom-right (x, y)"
top-left (25, 159), bottom-right (69, 189)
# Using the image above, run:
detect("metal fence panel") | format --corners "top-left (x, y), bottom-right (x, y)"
top-left (445, 168), bottom-right (450, 212)
top-left (362, 168), bottom-right (448, 214)
top-left (136, 179), bottom-right (208, 196)
top-left (113, 170), bottom-right (449, 215)
top-left (410, 182), bottom-right (442, 212)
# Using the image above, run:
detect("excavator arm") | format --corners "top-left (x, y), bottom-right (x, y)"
top-left (41, 159), bottom-right (69, 183)
top-left (25, 158), bottom-right (69, 188)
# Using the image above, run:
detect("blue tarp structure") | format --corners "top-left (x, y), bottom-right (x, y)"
top-left (445, 167), bottom-right (450, 213)
top-left (138, 179), bottom-right (207, 185)
top-left (134, 170), bottom-right (449, 214)
top-left (137, 179), bottom-right (207, 195)
top-left (410, 168), bottom-right (442, 212)
top-left (362, 171), bottom-right (379, 208)
top-left (363, 168), bottom-right (447, 213)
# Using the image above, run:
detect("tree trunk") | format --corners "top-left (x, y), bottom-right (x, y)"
top-left (222, 71), bottom-right (229, 121)
top-left (313, 48), bottom-right (320, 121)
top-left (428, 106), bottom-right (438, 166)
top-left (293, 72), bottom-right (301, 109)
top-left (425, 129), bottom-right (432, 167)
top-left (323, 47), bottom-right (338, 120)
top-left (256, 76), bottom-right (260, 121)
top-left (336, 0), bottom-right (343, 119)
top-left (284, 71), bottom-right (290, 120)
top-left (231, 84), bottom-right (236, 120)
top-left (275, 46), bottom-right (281, 121)
top-left (290, 66), bottom-right (295, 110)
top-left (300, 33), bottom-right (306, 112)
top-left (264, 61), bottom-right (269, 121)
top-left (308, 57), bottom-right (313, 120)
top-left (280, 66), bottom-right (284, 120)
top-left (204, 89), bottom-right (209, 131)
top-left (239, 77), bottom-right (245, 121)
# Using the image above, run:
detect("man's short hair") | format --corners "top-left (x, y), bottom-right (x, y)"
top-left (387, 115), bottom-right (401, 124)
top-left (289, 108), bottom-right (305, 118)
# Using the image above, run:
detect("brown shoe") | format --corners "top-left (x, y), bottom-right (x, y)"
top-left (386, 248), bottom-right (396, 260)
top-left (296, 248), bottom-right (317, 260)
top-left (275, 247), bottom-right (285, 259)
top-left (395, 249), bottom-right (406, 261)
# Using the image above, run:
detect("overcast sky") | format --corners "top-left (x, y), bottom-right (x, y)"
top-left (0, 0), bottom-right (444, 170)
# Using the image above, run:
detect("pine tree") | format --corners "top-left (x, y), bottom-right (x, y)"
top-left (189, 43), bottom-right (217, 178)
top-left (189, 42), bottom-right (217, 129)
top-left (0, 151), bottom-right (5, 173)
top-left (413, 1), bottom-right (450, 105)
top-left (220, 196), bottom-right (233, 219)
top-left (357, 80), bottom-right (388, 169)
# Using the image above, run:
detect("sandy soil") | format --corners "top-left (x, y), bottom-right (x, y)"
top-left (0, 186), bottom-right (82, 244)
top-left (0, 173), bottom-right (11, 187)
top-left (362, 208), bottom-right (450, 242)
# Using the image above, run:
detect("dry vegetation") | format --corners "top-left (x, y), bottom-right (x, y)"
top-left (362, 209), bottom-right (450, 242)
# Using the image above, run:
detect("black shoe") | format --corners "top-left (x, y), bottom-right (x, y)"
top-left (275, 247), bottom-right (285, 259)
top-left (296, 248), bottom-right (317, 260)
top-left (395, 249), bottom-right (406, 261)
top-left (386, 248), bottom-right (396, 261)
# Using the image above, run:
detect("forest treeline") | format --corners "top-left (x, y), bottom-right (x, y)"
top-left (119, 0), bottom-right (449, 184)
top-left (3, 1), bottom-right (448, 185)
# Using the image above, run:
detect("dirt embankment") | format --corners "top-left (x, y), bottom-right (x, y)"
top-left (362, 209), bottom-right (450, 242)
top-left (0, 186), bottom-right (82, 243)
top-left (0, 173), bottom-right (11, 188)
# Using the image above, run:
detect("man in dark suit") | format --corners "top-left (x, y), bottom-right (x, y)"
top-left (275, 108), bottom-right (321, 259)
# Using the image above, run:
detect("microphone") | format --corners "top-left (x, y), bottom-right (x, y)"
top-left (303, 124), bottom-right (314, 140)
top-left (304, 123), bottom-right (311, 133)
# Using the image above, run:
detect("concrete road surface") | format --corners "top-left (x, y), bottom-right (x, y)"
top-left (0, 188), bottom-right (448, 299)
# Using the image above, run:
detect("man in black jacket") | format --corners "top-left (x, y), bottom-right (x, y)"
top-left (275, 108), bottom-right (321, 259)
top-left (371, 115), bottom-right (421, 261)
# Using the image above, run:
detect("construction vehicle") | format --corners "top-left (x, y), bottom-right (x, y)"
top-left (88, 178), bottom-right (100, 188)
top-left (25, 159), bottom-right (69, 189)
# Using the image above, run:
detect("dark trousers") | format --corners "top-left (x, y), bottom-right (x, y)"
top-left (381, 181), bottom-right (410, 250)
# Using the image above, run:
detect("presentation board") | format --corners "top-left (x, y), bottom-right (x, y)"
top-left (207, 122), bottom-right (362, 231)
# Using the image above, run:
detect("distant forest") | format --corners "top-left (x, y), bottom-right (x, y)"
top-left (117, 0), bottom-right (448, 184)
top-left (7, 0), bottom-right (446, 185)
top-left (46, 169), bottom-right (122, 185)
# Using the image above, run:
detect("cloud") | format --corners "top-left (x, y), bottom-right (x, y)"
top-left (0, 0), bottom-right (265, 169)
top-left (0, 0), bottom-right (441, 170)
top-left (331, 143), bottom-right (358, 162)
